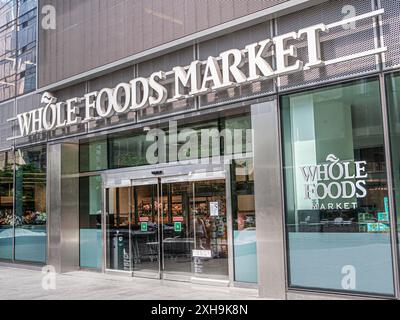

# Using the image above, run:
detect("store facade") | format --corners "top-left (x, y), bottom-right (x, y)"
top-left (2, 0), bottom-right (400, 299)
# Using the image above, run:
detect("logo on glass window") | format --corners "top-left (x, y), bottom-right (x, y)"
top-left (300, 154), bottom-right (368, 210)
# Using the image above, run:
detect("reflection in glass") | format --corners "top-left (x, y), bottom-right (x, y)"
top-left (109, 133), bottom-right (154, 169)
top-left (0, 151), bottom-right (13, 260)
top-left (131, 184), bottom-right (160, 273)
top-left (223, 116), bottom-right (253, 155)
top-left (14, 146), bottom-right (47, 263)
top-left (231, 159), bottom-right (257, 283)
top-left (162, 182), bottom-right (193, 276)
top-left (106, 187), bottom-right (131, 271)
top-left (191, 179), bottom-right (228, 280)
top-left (0, 0), bottom-right (37, 102)
top-left (386, 72), bottom-right (400, 273)
top-left (79, 137), bottom-right (108, 172)
top-left (79, 176), bottom-right (102, 269)
top-left (281, 79), bottom-right (395, 295)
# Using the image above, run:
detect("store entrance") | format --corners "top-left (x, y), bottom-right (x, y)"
top-left (104, 173), bottom-right (229, 283)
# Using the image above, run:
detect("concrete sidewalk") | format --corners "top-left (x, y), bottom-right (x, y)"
top-left (0, 266), bottom-right (261, 300)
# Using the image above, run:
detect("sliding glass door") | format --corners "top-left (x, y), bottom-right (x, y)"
top-left (104, 173), bottom-right (229, 282)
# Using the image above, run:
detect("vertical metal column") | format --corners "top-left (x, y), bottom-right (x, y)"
top-left (251, 99), bottom-right (287, 299)
top-left (47, 143), bottom-right (80, 273)
top-left (379, 74), bottom-right (400, 299)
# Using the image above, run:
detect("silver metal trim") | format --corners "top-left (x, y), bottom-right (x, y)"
top-left (225, 163), bottom-right (235, 285)
top-left (131, 178), bottom-right (159, 186)
top-left (379, 73), bottom-right (400, 299)
top-left (287, 288), bottom-right (390, 300)
top-left (188, 171), bottom-right (226, 182)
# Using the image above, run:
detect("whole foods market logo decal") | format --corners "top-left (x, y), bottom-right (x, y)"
top-left (300, 154), bottom-right (368, 210)
top-left (8, 9), bottom-right (386, 140)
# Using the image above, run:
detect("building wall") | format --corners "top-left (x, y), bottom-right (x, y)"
top-left (2, 0), bottom-right (400, 300)
top-left (37, 0), bottom-right (287, 88)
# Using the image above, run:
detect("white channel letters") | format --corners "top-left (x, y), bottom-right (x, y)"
top-left (301, 154), bottom-right (368, 211)
top-left (9, 9), bottom-right (386, 140)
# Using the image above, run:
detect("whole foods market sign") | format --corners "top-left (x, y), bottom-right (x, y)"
top-left (8, 9), bottom-right (386, 140)
top-left (301, 154), bottom-right (368, 210)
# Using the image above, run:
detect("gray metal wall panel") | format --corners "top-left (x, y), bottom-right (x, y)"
top-left (60, 143), bottom-right (80, 273)
top-left (38, 0), bottom-right (287, 88)
top-left (47, 143), bottom-right (80, 273)
top-left (0, 101), bottom-right (15, 150)
top-left (198, 21), bottom-right (275, 108)
top-left (381, 0), bottom-right (400, 70)
top-left (47, 143), bottom-right (62, 271)
top-left (138, 47), bottom-right (193, 78)
top-left (277, 0), bottom-right (378, 91)
top-left (88, 67), bottom-right (134, 92)
top-left (137, 47), bottom-right (196, 122)
top-left (252, 99), bottom-right (287, 299)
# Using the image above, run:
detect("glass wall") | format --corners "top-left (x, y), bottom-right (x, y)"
top-left (386, 72), bottom-right (400, 271)
top-left (0, 0), bottom-right (37, 102)
top-left (281, 78), bottom-right (395, 296)
top-left (80, 114), bottom-right (253, 172)
top-left (223, 116), bottom-right (253, 155)
top-left (79, 176), bottom-right (102, 269)
top-left (0, 151), bottom-right (13, 260)
top-left (231, 159), bottom-right (257, 283)
top-left (14, 145), bottom-right (46, 263)
top-left (79, 137), bottom-right (108, 172)
top-left (109, 133), bottom-right (153, 169)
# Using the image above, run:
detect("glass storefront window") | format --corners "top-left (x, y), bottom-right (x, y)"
top-left (79, 176), bottom-right (102, 269)
top-left (386, 72), bottom-right (400, 274)
top-left (14, 145), bottom-right (47, 263)
top-left (79, 137), bottom-right (108, 172)
top-left (281, 78), bottom-right (395, 296)
top-left (109, 133), bottom-right (153, 169)
top-left (231, 159), bottom-right (257, 283)
top-left (223, 116), bottom-right (253, 155)
top-left (81, 114), bottom-right (253, 171)
top-left (168, 120), bottom-right (220, 163)
top-left (0, 151), bottom-right (13, 260)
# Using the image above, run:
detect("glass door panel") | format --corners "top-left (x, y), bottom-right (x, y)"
top-left (162, 181), bottom-right (194, 277)
top-left (131, 183), bottom-right (161, 274)
top-left (191, 179), bottom-right (229, 280)
top-left (104, 174), bottom-right (230, 282)
top-left (105, 187), bottom-right (131, 271)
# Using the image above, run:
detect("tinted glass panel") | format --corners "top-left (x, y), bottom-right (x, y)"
top-left (0, 0), bottom-right (36, 102)
top-left (14, 145), bottom-right (46, 263)
top-left (109, 133), bottom-right (153, 169)
top-left (231, 159), bottom-right (257, 283)
top-left (386, 72), bottom-right (400, 274)
top-left (282, 79), bottom-right (395, 295)
top-left (0, 151), bottom-right (13, 260)
top-left (79, 137), bottom-right (108, 172)
top-left (79, 176), bottom-right (102, 269)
